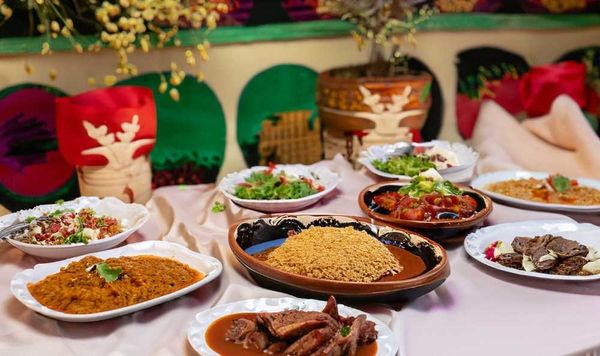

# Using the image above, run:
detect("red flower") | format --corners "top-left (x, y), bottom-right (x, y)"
top-left (519, 61), bottom-right (587, 117)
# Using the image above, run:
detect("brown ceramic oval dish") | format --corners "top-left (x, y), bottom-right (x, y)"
top-left (228, 214), bottom-right (450, 302)
top-left (358, 182), bottom-right (493, 241)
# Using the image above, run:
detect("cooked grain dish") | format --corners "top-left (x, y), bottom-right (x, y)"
top-left (487, 178), bottom-right (600, 206)
top-left (28, 255), bottom-right (204, 314)
top-left (265, 226), bottom-right (402, 282)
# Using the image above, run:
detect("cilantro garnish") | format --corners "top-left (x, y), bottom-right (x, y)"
top-left (55, 199), bottom-right (64, 205)
top-left (48, 208), bottom-right (74, 218)
top-left (340, 325), bottom-right (351, 337)
top-left (94, 262), bottom-right (122, 283)
top-left (63, 230), bottom-right (89, 244)
top-left (550, 174), bottom-right (571, 193)
top-left (211, 201), bottom-right (225, 213)
top-left (25, 216), bottom-right (35, 223)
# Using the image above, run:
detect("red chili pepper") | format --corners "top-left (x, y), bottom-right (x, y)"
top-left (266, 162), bottom-right (276, 174)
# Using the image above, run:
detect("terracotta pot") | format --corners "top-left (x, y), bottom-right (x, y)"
top-left (317, 64), bottom-right (432, 161)
top-left (228, 214), bottom-right (450, 302)
top-left (359, 182), bottom-right (493, 241)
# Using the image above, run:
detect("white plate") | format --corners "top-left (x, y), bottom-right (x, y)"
top-left (471, 170), bottom-right (600, 213)
top-left (358, 140), bottom-right (478, 181)
top-left (10, 240), bottom-right (223, 322)
top-left (187, 297), bottom-right (399, 356)
top-left (464, 220), bottom-right (600, 281)
top-left (218, 164), bottom-right (340, 212)
top-left (0, 196), bottom-right (149, 259)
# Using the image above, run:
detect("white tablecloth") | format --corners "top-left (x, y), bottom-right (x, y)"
top-left (1, 156), bottom-right (599, 356)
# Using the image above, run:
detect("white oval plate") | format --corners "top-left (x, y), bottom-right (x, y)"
top-left (218, 164), bottom-right (340, 212)
top-left (464, 219), bottom-right (600, 281)
top-left (187, 297), bottom-right (399, 356)
top-left (11, 240), bottom-right (223, 322)
top-left (358, 140), bottom-right (478, 181)
top-left (0, 196), bottom-right (149, 259)
top-left (471, 170), bottom-right (600, 213)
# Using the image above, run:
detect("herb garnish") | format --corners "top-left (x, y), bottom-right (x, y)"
top-left (25, 216), bottom-right (35, 223)
top-left (550, 174), bottom-right (572, 193)
top-left (63, 230), bottom-right (89, 244)
top-left (92, 262), bottom-right (123, 283)
top-left (48, 208), bottom-right (75, 218)
top-left (399, 176), bottom-right (463, 198)
top-left (211, 201), bottom-right (225, 213)
top-left (340, 325), bottom-right (351, 337)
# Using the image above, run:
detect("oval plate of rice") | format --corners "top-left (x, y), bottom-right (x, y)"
top-left (228, 214), bottom-right (450, 301)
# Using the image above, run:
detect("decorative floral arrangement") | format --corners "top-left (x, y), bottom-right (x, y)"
top-left (317, 0), bottom-right (435, 75)
top-left (0, 0), bottom-right (231, 100)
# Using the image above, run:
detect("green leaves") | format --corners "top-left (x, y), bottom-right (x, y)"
top-left (94, 262), bottom-right (122, 283)
top-left (233, 170), bottom-right (319, 200)
top-left (211, 201), bottom-right (225, 213)
top-left (340, 325), bottom-right (351, 337)
top-left (25, 216), bottom-right (35, 223)
top-left (372, 155), bottom-right (435, 176)
top-left (48, 208), bottom-right (74, 218)
top-left (399, 176), bottom-right (463, 197)
top-left (550, 174), bottom-right (571, 193)
top-left (63, 230), bottom-right (89, 244)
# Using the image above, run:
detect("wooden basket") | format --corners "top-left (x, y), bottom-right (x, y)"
top-left (258, 110), bottom-right (322, 165)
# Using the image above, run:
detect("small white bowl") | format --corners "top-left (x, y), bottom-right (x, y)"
top-left (1, 196), bottom-right (148, 259)
top-left (218, 164), bottom-right (340, 213)
top-left (358, 140), bottom-right (479, 181)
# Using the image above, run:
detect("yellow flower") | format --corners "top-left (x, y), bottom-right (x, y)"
top-left (158, 81), bottom-right (168, 93)
top-left (169, 87), bottom-right (180, 101)
top-left (50, 20), bottom-right (60, 32)
top-left (104, 75), bottom-right (117, 86)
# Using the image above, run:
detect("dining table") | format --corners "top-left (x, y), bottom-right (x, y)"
top-left (1, 155), bottom-right (600, 356)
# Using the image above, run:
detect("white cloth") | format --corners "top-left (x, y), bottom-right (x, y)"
top-left (1, 156), bottom-right (600, 356)
top-left (472, 95), bottom-right (600, 179)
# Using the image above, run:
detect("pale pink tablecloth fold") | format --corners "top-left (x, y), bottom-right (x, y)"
top-left (1, 155), bottom-right (600, 356)
top-left (472, 95), bottom-right (600, 179)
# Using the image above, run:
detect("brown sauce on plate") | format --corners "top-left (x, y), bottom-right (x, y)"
top-left (205, 313), bottom-right (378, 356)
top-left (252, 245), bottom-right (427, 282)
top-left (378, 245), bottom-right (427, 281)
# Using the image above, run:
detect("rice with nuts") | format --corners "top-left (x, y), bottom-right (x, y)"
top-left (265, 226), bottom-right (403, 282)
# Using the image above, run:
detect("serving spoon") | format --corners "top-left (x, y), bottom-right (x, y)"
top-left (0, 216), bottom-right (51, 242)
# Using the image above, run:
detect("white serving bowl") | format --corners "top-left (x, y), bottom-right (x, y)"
top-left (358, 140), bottom-right (479, 181)
top-left (218, 164), bottom-right (340, 212)
top-left (1, 196), bottom-right (148, 259)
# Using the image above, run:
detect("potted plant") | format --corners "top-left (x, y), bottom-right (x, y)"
top-left (317, 0), bottom-right (435, 162)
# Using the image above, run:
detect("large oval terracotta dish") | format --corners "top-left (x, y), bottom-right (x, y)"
top-left (359, 182), bottom-right (493, 241)
top-left (229, 214), bottom-right (450, 302)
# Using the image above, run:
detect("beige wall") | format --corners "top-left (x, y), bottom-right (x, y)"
top-left (1, 26), bottom-right (599, 177)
